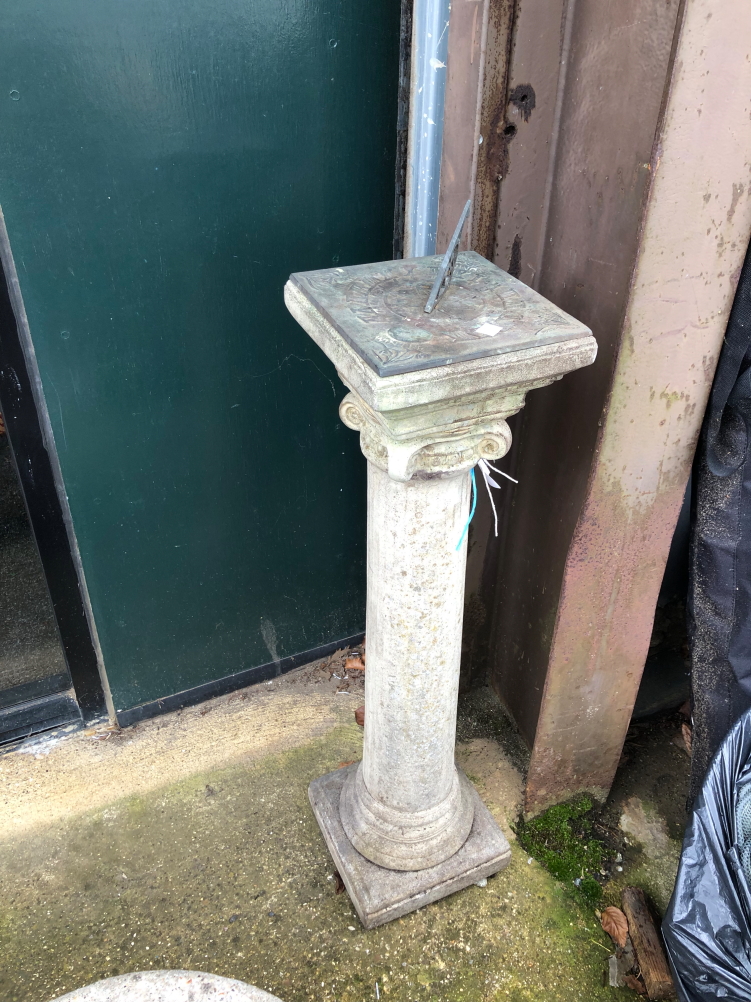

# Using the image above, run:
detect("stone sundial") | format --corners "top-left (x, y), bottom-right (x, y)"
top-left (287, 250), bottom-right (586, 377)
top-left (284, 242), bottom-right (596, 929)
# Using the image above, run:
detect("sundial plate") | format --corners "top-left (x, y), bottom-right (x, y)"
top-left (288, 251), bottom-right (591, 378)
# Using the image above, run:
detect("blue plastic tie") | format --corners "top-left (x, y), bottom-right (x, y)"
top-left (455, 468), bottom-right (477, 551)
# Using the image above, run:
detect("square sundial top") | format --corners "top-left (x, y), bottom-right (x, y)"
top-left (288, 250), bottom-right (592, 378)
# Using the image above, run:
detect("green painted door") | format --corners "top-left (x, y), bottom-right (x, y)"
top-left (0, 0), bottom-right (400, 712)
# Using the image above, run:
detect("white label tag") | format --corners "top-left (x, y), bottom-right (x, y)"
top-left (476, 322), bottom-right (501, 337)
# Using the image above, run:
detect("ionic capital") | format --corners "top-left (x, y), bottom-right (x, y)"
top-left (338, 390), bottom-right (512, 482)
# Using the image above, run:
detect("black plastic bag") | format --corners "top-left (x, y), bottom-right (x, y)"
top-left (689, 243), bottom-right (751, 803)
top-left (663, 708), bottom-right (751, 1000)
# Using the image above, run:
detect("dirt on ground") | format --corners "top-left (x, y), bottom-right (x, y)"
top-left (600, 710), bottom-right (691, 914)
top-left (0, 664), bottom-right (689, 1002)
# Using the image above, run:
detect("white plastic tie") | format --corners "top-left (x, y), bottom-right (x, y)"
top-left (477, 458), bottom-right (518, 537)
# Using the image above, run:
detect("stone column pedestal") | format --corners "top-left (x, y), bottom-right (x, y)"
top-left (340, 460), bottom-right (475, 872)
top-left (284, 251), bottom-right (596, 927)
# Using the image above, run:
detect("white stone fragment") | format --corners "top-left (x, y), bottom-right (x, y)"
top-left (52, 971), bottom-right (282, 1001)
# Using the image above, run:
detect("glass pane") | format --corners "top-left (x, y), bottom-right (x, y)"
top-left (0, 418), bottom-right (70, 706)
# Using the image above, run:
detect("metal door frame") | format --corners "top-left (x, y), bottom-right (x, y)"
top-left (0, 209), bottom-right (109, 742)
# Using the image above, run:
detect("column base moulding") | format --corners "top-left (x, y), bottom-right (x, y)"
top-left (310, 763), bottom-right (511, 928)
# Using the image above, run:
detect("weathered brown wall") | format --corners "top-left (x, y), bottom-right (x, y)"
top-left (437, 0), bottom-right (515, 257)
top-left (493, 0), bottom-right (567, 285)
top-left (446, 0), bottom-right (682, 699)
top-left (438, 0), bottom-right (517, 691)
top-left (440, 0), bottom-right (751, 812)
top-left (489, 0), bottom-right (683, 746)
top-left (523, 0), bottom-right (751, 813)
top-left (436, 0), bottom-right (486, 254)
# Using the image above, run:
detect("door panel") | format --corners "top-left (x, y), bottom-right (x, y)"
top-left (0, 0), bottom-right (400, 712)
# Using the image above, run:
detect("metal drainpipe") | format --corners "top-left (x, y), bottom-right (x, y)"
top-left (406, 0), bottom-right (451, 258)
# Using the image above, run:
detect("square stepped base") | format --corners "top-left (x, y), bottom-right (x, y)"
top-left (308, 763), bottom-right (511, 928)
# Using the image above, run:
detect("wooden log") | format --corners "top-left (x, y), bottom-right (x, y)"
top-left (621, 887), bottom-right (675, 1000)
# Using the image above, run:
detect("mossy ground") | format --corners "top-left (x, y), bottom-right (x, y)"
top-left (0, 719), bottom-right (630, 1002)
top-left (514, 797), bottom-right (608, 905)
top-left (512, 712), bottom-right (692, 918)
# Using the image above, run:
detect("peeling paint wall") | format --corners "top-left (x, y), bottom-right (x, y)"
top-left (437, 0), bottom-right (517, 691)
top-left (435, 0), bottom-right (487, 254)
top-left (489, 0), bottom-right (683, 748)
top-left (437, 0), bottom-right (517, 259)
top-left (442, 0), bottom-right (751, 811)
top-left (524, 0), bottom-right (751, 813)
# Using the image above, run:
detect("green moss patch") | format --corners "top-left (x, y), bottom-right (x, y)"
top-left (514, 797), bottom-right (610, 905)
